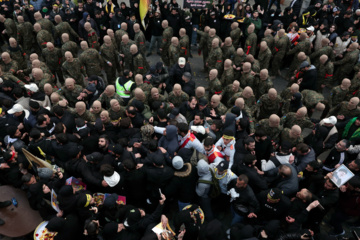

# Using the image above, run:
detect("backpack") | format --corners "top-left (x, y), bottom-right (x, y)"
top-left (198, 168), bottom-right (221, 198)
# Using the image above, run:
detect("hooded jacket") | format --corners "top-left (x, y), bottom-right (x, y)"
top-left (196, 159), bottom-right (212, 198)
top-left (158, 125), bottom-right (179, 157)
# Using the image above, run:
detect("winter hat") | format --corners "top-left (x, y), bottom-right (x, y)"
top-left (103, 194), bottom-right (118, 208)
top-left (172, 156), bottom-right (184, 170)
top-left (125, 208), bottom-right (141, 227)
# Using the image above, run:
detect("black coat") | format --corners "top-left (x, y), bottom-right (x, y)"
top-left (169, 63), bottom-right (192, 85)
top-left (231, 164), bottom-right (268, 193)
top-left (300, 66), bottom-right (317, 91)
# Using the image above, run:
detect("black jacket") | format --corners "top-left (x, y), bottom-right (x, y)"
top-left (169, 62), bottom-right (192, 85)
top-left (231, 164), bottom-right (268, 193)
top-left (300, 65), bottom-right (317, 91)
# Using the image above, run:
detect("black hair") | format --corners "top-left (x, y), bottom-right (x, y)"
top-left (36, 114), bottom-right (47, 125)
top-left (195, 112), bottom-right (204, 120)
top-left (178, 123), bottom-right (189, 134)
top-left (122, 158), bottom-right (136, 170)
top-left (100, 164), bottom-right (114, 177)
top-left (29, 128), bottom-right (41, 140)
top-left (244, 136), bottom-right (255, 145)
top-left (238, 174), bottom-right (249, 184)
top-left (54, 122), bottom-right (65, 134)
top-left (204, 137), bottom-right (214, 147)
top-left (53, 105), bottom-right (64, 117)
top-left (56, 133), bottom-right (68, 144)
top-left (148, 139), bottom-right (158, 152)
top-left (12, 87), bottom-right (23, 98)
top-left (255, 128), bottom-right (266, 138)
top-left (157, 108), bottom-right (167, 119)
top-left (308, 160), bottom-right (322, 171)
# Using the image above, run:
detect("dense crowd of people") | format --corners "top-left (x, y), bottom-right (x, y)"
top-left (1, 0), bottom-right (360, 239)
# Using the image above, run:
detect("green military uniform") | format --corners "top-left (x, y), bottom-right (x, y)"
top-left (100, 43), bottom-right (118, 84)
top-left (349, 74), bottom-right (360, 98)
top-left (301, 89), bottom-right (324, 108)
top-left (240, 72), bottom-right (256, 89)
top-left (244, 32), bottom-right (257, 56)
top-left (134, 31), bottom-right (146, 55)
top-left (287, 39), bottom-right (311, 57)
top-left (207, 35), bottom-right (222, 55)
top-left (280, 128), bottom-right (304, 147)
top-left (148, 94), bottom-right (167, 109)
top-left (161, 26), bottom-right (173, 66)
top-left (288, 56), bottom-right (311, 81)
top-left (36, 72), bottom-right (54, 91)
top-left (220, 68), bottom-right (235, 87)
top-left (42, 46), bottom-right (63, 83)
top-left (328, 101), bottom-right (360, 118)
top-left (281, 113), bottom-right (314, 130)
top-left (1, 72), bottom-right (25, 87)
top-left (221, 44), bottom-right (235, 61)
top-left (258, 48), bottom-right (272, 70)
top-left (109, 108), bottom-right (126, 121)
top-left (262, 35), bottom-right (275, 54)
top-left (61, 58), bottom-right (87, 86)
top-left (135, 83), bottom-right (153, 99)
top-left (169, 44), bottom-right (180, 67)
top-left (1, 59), bottom-right (18, 75)
top-left (233, 54), bottom-right (246, 80)
top-left (207, 47), bottom-right (223, 73)
top-left (54, 21), bottom-right (79, 41)
top-left (197, 29), bottom-right (209, 69)
top-left (37, 18), bottom-right (55, 35)
top-left (271, 35), bottom-right (289, 76)
top-left (69, 109), bottom-right (96, 122)
top-left (4, 18), bottom-right (17, 39)
top-left (230, 27), bottom-right (242, 47)
top-left (256, 94), bottom-right (282, 120)
top-left (256, 119), bottom-right (282, 143)
top-left (17, 21), bottom-right (34, 54)
top-left (79, 48), bottom-right (103, 78)
top-left (97, 94), bottom-right (124, 109)
top-left (310, 46), bottom-right (334, 68)
top-left (214, 102), bottom-right (228, 116)
top-left (115, 29), bottom-right (127, 50)
top-left (58, 84), bottom-right (83, 107)
top-left (119, 39), bottom-right (135, 69)
top-left (317, 59), bottom-right (334, 90)
top-left (6, 46), bottom-right (27, 70)
top-left (61, 40), bottom-right (78, 58)
top-left (256, 78), bottom-right (273, 99)
top-left (251, 59), bottom-right (261, 74)
top-left (330, 86), bottom-right (349, 107)
top-left (209, 77), bottom-right (223, 97)
top-left (179, 35), bottom-right (190, 59)
top-left (228, 92), bottom-right (257, 114)
top-left (168, 91), bottom-right (189, 108)
top-left (221, 84), bottom-right (243, 106)
top-left (131, 52), bottom-right (149, 75)
top-left (333, 49), bottom-right (360, 83)
top-left (87, 29), bottom-right (100, 50)
top-left (36, 30), bottom-right (54, 49)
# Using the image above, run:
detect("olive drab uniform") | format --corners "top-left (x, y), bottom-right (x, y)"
top-left (6, 46), bottom-right (27, 70)
top-left (256, 78), bottom-right (274, 99)
top-left (256, 94), bottom-right (282, 120)
top-left (301, 89), bottom-right (324, 108)
top-left (262, 35), bottom-right (275, 54)
top-left (79, 48), bottom-right (103, 78)
top-left (233, 53), bottom-right (246, 80)
top-left (258, 48), bottom-right (272, 70)
top-left (134, 30), bottom-right (146, 55)
top-left (256, 119), bottom-right (283, 143)
top-left (54, 21), bottom-right (79, 41)
top-left (221, 44), bottom-right (235, 61)
top-left (207, 46), bottom-right (223, 74)
top-left (328, 101), bottom-right (360, 118)
top-left (17, 21), bottom-right (34, 54)
top-left (36, 30), bottom-right (54, 49)
top-left (271, 35), bottom-right (290, 76)
top-left (61, 58), bottom-right (87, 86)
top-left (244, 32), bottom-right (257, 56)
top-left (4, 18), bottom-right (17, 39)
top-left (317, 60), bottom-right (334, 89)
top-left (61, 40), bottom-right (78, 58)
top-left (209, 77), bottom-right (223, 97)
top-left (168, 91), bottom-right (189, 108)
top-left (169, 44), bottom-right (180, 67)
top-left (281, 112), bottom-right (314, 130)
top-left (42, 47), bottom-right (64, 83)
top-left (240, 72), bottom-right (256, 90)
top-left (221, 84), bottom-right (243, 106)
top-left (87, 29), bottom-right (100, 50)
top-left (329, 86), bottom-right (349, 107)
top-left (37, 18), bottom-right (55, 35)
top-left (58, 84), bottom-right (83, 107)
top-left (220, 68), bottom-right (235, 87)
top-left (280, 128), bottom-right (304, 147)
top-left (115, 29), bottom-right (128, 49)
top-left (100, 42), bottom-right (119, 84)
top-left (119, 39), bottom-right (135, 69)
top-left (310, 45), bottom-right (334, 68)
top-left (197, 29), bottom-right (209, 69)
top-left (131, 52), bottom-right (149, 75)
top-left (161, 26), bottom-right (173, 66)
top-left (179, 35), bottom-right (190, 60)
top-left (230, 27), bottom-right (242, 48)
top-left (333, 49), bottom-right (360, 83)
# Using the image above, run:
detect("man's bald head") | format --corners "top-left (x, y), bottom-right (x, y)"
top-left (242, 62), bottom-right (251, 72)
top-left (80, 41), bottom-right (88, 50)
top-left (121, 22), bottom-right (127, 30)
top-left (269, 114), bottom-right (280, 127)
top-left (61, 33), bottom-right (69, 42)
top-left (33, 23), bottom-right (41, 32)
top-left (320, 54), bottom-right (328, 64)
top-left (84, 22), bottom-right (91, 31)
top-left (34, 12), bottom-right (42, 20)
top-left (341, 78), bottom-right (351, 89)
top-left (133, 23), bottom-right (140, 32)
top-left (209, 28), bottom-right (216, 37)
top-left (225, 37), bottom-right (232, 46)
top-left (32, 59), bottom-right (41, 68)
top-left (162, 20), bottom-right (168, 28)
top-left (264, 29), bottom-right (272, 36)
top-left (296, 107), bottom-right (307, 118)
top-left (243, 86), bottom-right (253, 98)
top-left (75, 101), bottom-right (86, 113)
top-left (44, 83), bottom-right (53, 96)
top-left (211, 94), bottom-right (221, 108)
top-left (260, 41), bottom-right (268, 51)
top-left (179, 28), bottom-right (186, 37)
top-left (237, 48), bottom-right (244, 56)
top-left (50, 92), bottom-right (60, 104)
top-left (54, 15), bottom-right (62, 23)
top-left (278, 29), bottom-right (285, 37)
top-left (260, 69), bottom-right (269, 80)
top-left (17, 15), bottom-right (24, 23)
top-left (212, 38), bottom-right (219, 48)
top-left (30, 53), bottom-right (39, 62)
top-left (224, 59), bottom-right (232, 69)
top-left (135, 74), bottom-right (143, 85)
top-left (291, 125), bottom-right (302, 135)
top-left (235, 97), bottom-right (245, 109)
top-left (196, 86), bottom-right (205, 97)
top-left (104, 35), bottom-right (111, 45)
top-left (297, 52), bottom-right (307, 61)
top-left (174, 84), bottom-right (181, 90)
top-left (290, 83), bottom-right (300, 93)
top-left (130, 44), bottom-right (138, 54)
top-left (245, 54), bottom-right (254, 63)
top-left (171, 37), bottom-right (179, 45)
top-left (209, 69), bottom-right (218, 80)
top-left (231, 22), bottom-right (239, 30)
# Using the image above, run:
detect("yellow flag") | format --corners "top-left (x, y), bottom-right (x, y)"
top-left (139, 0), bottom-right (150, 29)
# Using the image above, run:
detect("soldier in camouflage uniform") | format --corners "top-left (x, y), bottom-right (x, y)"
top-left (7, 38), bottom-right (26, 70)
top-left (230, 22), bottom-right (242, 48)
top-left (160, 20), bottom-right (173, 66)
top-left (168, 84), bottom-right (189, 108)
top-left (280, 125), bottom-right (304, 147)
top-left (281, 107), bottom-right (314, 130)
top-left (288, 52), bottom-right (309, 81)
top-left (262, 29), bottom-right (275, 54)
top-left (115, 22), bottom-right (128, 50)
top-left (119, 34), bottom-right (135, 69)
top-left (208, 69), bottom-right (222, 97)
top-left (208, 94), bottom-right (228, 118)
top-left (1, 52), bottom-right (18, 76)
top-left (349, 70), bottom-right (360, 98)
top-left (271, 29), bottom-right (289, 76)
top-left (134, 74), bottom-right (153, 99)
top-left (310, 38), bottom-right (334, 68)
top-left (91, 100), bottom-right (104, 119)
top-left (42, 42), bottom-right (63, 83)
top-left (100, 36), bottom-right (119, 84)
top-left (256, 69), bottom-right (273, 99)
top-left (233, 48), bottom-right (246, 80)
top-left (207, 38), bottom-right (223, 74)
top-left (54, 15), bottom-right (79, 42)
top-left (329, 78), bottom-right (351, 107)
top-left (246, 54), bottom-right (260, 74)
top-left (61, 33), bottom-right (78, 58)
top-left (317, 54), bottom-right (335, 93)
top-left (68, 101), bottom-right (96, 122)
top-left (32, 60), bottom-right (54, 82)
top-left (0, 67), bottom-right (25, 87)
top-left (97, 85), bottom-right (124, 109)
top-left (130, 44), bottom-right (149, 75)
top-left (333, 43), bottom-right (360, 84)
top-left (109, 99), bottom-right (127, 121)
top-left (220, 59), bottom-right (235, 87)
top-left (328, 97), bottom-right (360, 121)
top-left (16, 16), bottom-right (34, 55)
top-left (256, 88), bottom-right (282, 120)
top-left (79, 41), bottom-right (103, 78)
top-left (221, 80), bottom-right (242, 106)
top-left (179, 28), bottom-right (190, 60)
top-left (196, 26), bottom-right (209, 70)
top-left (301, 89), bottom-right (325, 109)
top-left (32, 68), bottom-right (54, 91)
top-left (281, 83), bottom-right (301, 103)
top-left (134, 23), bottom-right (146, 56)
top-left (107, 29), bottom-right (118, 51)
top-left (287, 33), bottom-right (311, 58)
top-left (61, 51), bottom-right (87, 87)
top-left (85, 22), bottom-right (100, 50)
top-left (34, 23), bottom-right (54, 49)
top-left (256, 114), bottom-right (282, 143)
top-left (244, 24), bottom-right (257, 56)
top-left (34, 12), bottom-right (55, 36)
top-left (229, 87), bottom-right (257, 114)
top-left (258, 41), bottom-right (272, 70)
top-left (221, 37), bottom-right (235, 61)
top-left (240, 62), bottom-right (256, 89)
top-left (148, 87), bottom-right (167, 108)
top-left (58, 78), bottom-right (83, 107)
top-left (168, 37), bottom-right (180, 67)
top-left (0, 15), bottom-right (17, 39)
